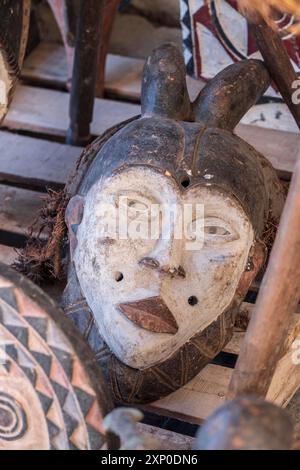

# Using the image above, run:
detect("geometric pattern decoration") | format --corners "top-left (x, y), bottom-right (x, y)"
top-left (64, 293), bottom-right (232, 405)
top-left (0, 263), bottom-right (114, 450)
top-left (180, 0), bottom-right (300, 132)
top-left (180, 0), bottom-right (300, 83)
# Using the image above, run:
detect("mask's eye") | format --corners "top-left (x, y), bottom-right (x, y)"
top-left (127, 200), bottom-right (148, 211)
top-left (204, 217), bottom-right (238, 245)
top-left (125, 199), bottom-right (151, 220)
top-left (116, 195), bottom-right (159, 223)
top-left (204, 225), bottom-right (230, 236)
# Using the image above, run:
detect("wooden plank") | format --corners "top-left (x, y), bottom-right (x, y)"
top-left (225, 313), bottom-right (300, 355)
top-left (137, 423), bottom-right (194, 450)
top-left (22, 43), bottom-right (300, 135)
top-left (100, 423), bottom-right (194, 450)
top-left (2, 85), bottom-right (140, 138)
top-left (0, 245), bottom-right (18, 265)
top-left (22, 42), bottom-right (203, 102)
top-left (22, 43), bottom-right (144, 100)
top-left (145, 364), bottom-right (230, 424)
top-left (148, 307), bottom-right (300, 424)
top-left (0, 185), bottom-right (44, 237)
top-left (22, 42), bottom-right (68, 89)
top-left (267, 349), bottom-right (300, 408)
top-left (236, 124), bottom-right (300, 179)
top-left (0, 131), bottom-right (80, 190)
top-left (2, 85), bottom-right (299, 179)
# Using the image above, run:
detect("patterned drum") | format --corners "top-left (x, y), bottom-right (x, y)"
top-left (0, 263), bottom-right (115, 450)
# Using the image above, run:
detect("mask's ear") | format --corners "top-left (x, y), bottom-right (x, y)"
top-left (193, 59), bottom-right (270, 131)
top-left (236, 241), bottom-right (267, 301)
top-left (141, 43), bottom-right (191, 121)
top-left (65, 195), bottom-right (85, 261)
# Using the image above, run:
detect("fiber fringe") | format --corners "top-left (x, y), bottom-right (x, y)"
top-left (238, 0), bottom-right (300, 33)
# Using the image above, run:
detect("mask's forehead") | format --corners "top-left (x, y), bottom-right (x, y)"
top-left (194, 128), bottom-right (270, 236)
top-left (82, 166), bottom-right (252, 245)
top-left (88, 166), bottom-right (251, 218)
top-left (79, 117), bottom-right (202, 195)
top-left (84, 165), bottom-right (181, 208)
top-left (184, 184), bottom-right (251, 224)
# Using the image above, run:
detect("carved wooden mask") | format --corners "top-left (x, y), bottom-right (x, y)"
top-left (0, 0), bottom-right (31, 122)
top-left (63, 44), bottom-right (284, 404)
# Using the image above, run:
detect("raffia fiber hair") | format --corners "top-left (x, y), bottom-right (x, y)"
top-left (238, 0), bottom-right (300, 32)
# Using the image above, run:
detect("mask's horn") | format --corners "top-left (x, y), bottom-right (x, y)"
top-left (193, 59), bottom-right (270, 131)
top-left (141, 43), bottom-right (191, 121)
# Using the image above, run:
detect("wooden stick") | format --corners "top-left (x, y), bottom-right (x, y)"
top-left (48, 0), bottom-right (74, 86)
top-left (249, 20), bottom-right (300, 130)
top-left (66, 0), bottom-right (105, 146)
top-left (95, 0), bottom-right (120, 98)
top-left (228, 158), bottom-right (300, 399)
top-left (49, 0), bottom-right (120, 97)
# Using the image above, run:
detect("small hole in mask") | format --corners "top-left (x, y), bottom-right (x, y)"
top-left (188, 296), bottom-right (198, 306)
top-left (115, 272), bottom-right (124, 282)
top-left (181, 176), bottom-right (191, 188)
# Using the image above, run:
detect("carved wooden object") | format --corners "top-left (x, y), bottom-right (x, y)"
top-left (48, 0), bottom-right (120, 96)
top-left (247, 17), bottom-right (300, 130)
top-left (49, 0), bottom-right (120, 145)
top-left (61, 45), bottom-right (285, 404)
top-left (228, 159), bottom-right (300, 398)
top-left (47, 0), bottom-right (75, 86)
top-left (0, 0), bottom-right (31, 123)
top-left (95, 0), bottom-right (120, 97)
top-left (0, 263), bottom-right (116, 450)
top-left (195, 396), bottom-right (294, 450)
top-left (66, 0), bottom-right (106, 146)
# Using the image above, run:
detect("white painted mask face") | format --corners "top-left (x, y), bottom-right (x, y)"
top-left (74, 166), bottom-right (254, 370)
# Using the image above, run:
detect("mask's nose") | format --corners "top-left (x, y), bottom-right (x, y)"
top-left (139, 238), bottom-right (185, 278)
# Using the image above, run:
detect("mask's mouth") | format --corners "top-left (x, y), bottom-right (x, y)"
top-left (117, 296), bottom-right (178, 334)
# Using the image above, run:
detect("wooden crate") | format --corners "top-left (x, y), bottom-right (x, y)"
top-left (0, 42), bottom-right (300, 448)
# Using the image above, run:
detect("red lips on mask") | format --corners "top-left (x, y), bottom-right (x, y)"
top-left (118, 296), bottom-right (178, 334)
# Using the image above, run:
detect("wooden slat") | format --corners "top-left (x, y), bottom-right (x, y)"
top-left (0, 245), bottom-right (18, 265)
top-left (236, 124), bottom-right (300, 179)
top-left (22, 42), bottom-right (300, 138)
top-left (225, 314), bottom-right (300, 355)
top-left (147, 306), bottom-right (300, 424)
top-left (145, 364), bottom-right (231, 424)
top-left (22, 43), bottom-right (143, 100)
top-left (2, 85), bottom-right (299, 180)
top-left (3, 85), bottom-right (140, 138)
top-left (100, 423), bottom-right (194, 450)
top-left (0, 185), bottom-right (44, 237)
top-left (22, 42), bottom-right (203, 102)
top-left (22, 42), bottom-right (67, 89)
top-left (0, 131), bottom-right (80, 190)
top-left (137, 424), bottom-right (194, 450)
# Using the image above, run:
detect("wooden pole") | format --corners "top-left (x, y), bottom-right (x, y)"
top-left (49, 0), bottom-right (119, 96)
top-left (48, 0), bottom-right (75, 87)
top-left (66, 0), bottom-right (105, 146)
top-left (95, 0), bottom-right (120, 98)
top-left (249, 19), bottom-right (300, 130)
top-left (228, 158), bottom-right (300, 399)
